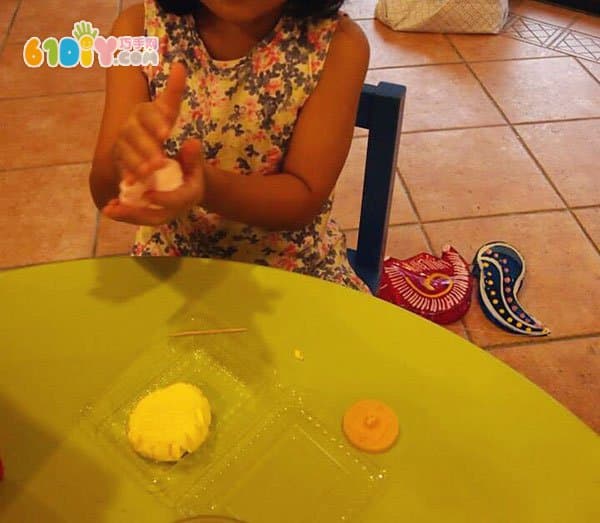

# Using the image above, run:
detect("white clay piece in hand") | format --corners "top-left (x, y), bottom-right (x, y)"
top-left (119, 158), bottom-right (184, 209)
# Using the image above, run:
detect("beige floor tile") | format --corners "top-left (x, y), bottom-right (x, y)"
top-left (9, 0), bottom-right (118, 43)
top-left (332, 137), bottom-right (416, 230)
top-left (490, 337), bottom-right (600, 433)
top-left (0, 42), bottom-right (105, 98)
top-left (367, 64), bottom-right (504, 132)
top-left (385, 223), bottom-right (430, 257)
top-left (95, 215), bottom-right (136, 256)
top-left (579, 57), bottom-right (600, 81)
top-left (516, 120), bottom-right (600, 207)
top-left (0, 0), bottom-right (19, 32)
top-left (575, 207), bottom-right (600, 249)
top-left (345, 223), bottom-right (427, 257)
top-left (449, 33), bottom-right (564, 61)
top-left (471, 57), bottom-right (600, 123)
top-left (0, 92), bottom-right (104, 171)
top-left (357, 19), bottom-right (461, 68)
top-left (570, 13), bottom-right (600, 37)
top-left (343, 0), bottom-right (377, 20)
top-left (425, 211), bottom-right (600, 346)
top-left (510, 0), bottom-right (578, 26)
top-left (0, 163), bottom-right (96, 268)
top-left (398, 127), bottom-right (563, 221)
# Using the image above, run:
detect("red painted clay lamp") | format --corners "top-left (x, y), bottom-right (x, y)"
top-left (378, 245), bottom-right (472, 324)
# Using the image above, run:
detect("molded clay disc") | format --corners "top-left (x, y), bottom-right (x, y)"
top-left (342, 400), bottom-right (399, 453)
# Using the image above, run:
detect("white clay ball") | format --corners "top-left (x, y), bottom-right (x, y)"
top-left (119, 158), bottom-right (184, 209)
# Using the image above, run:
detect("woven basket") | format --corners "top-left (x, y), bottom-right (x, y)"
top-left (375, 0), bottom-right (510, 34)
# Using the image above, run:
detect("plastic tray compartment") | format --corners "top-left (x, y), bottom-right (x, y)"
top-left (179, 401), bottom-right (384, 523)
top-left (84, 343), bottom-right (261, 506)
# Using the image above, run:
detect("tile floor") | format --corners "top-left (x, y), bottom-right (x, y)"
top-left (0, 1), bottom-right (598, 432)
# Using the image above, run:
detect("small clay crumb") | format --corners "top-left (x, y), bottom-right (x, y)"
top-left (293, 349), bottom-right (304, 361)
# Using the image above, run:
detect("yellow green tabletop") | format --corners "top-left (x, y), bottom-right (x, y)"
top-left (0, 257), bottom-right (598, 522)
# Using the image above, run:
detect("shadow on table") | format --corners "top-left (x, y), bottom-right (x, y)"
top-left (89, 256), bottom-right (185, 304)
top-left (90, 256), bottom-right (283, 394)
top-left (0, 394), bottom-right (114, 521)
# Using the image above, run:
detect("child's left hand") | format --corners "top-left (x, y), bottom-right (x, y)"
top-left (103, 139), bottom-right (205, 226)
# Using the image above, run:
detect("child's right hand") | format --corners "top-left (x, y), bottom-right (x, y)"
top-left (112, 62), bottom-right (187, 180)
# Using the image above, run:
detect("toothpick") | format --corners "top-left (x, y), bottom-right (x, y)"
top-left (169, 328), bottom-right (247, 338)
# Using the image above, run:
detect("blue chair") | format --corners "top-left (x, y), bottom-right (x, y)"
top-left (347, 82), bottom-right (407, 294)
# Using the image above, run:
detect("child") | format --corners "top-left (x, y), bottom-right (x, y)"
top-left (90, 0), bottom-right (370, 292)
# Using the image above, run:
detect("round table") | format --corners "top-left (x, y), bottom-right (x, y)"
top-left (0, 258), bottom-right (598, 522)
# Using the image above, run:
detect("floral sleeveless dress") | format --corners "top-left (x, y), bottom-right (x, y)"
top-left (134, 0), bottom-right (369, 293)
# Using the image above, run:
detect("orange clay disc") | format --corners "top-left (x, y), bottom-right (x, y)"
top-left (342, 400), bottom-right (399, 453)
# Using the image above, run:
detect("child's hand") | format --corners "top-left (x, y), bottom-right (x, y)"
top-left (112, 61), bottom-right (187, 180)
top-left (103, 139), bottom-right (205, 226)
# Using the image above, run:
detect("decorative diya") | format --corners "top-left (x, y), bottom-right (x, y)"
top-left (378, 245), bottom-right (473, 324)
top-left (472, 242), bottom-right (550, 337)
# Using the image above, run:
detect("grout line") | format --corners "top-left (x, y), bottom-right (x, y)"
top-left (402, 117), bottom-right (600, 135)
top-left (445, 35), bottom-right (600, 259)
top-left (0, 89), bottom-right (105, 103)
top-left (483, 331), bottom-right (600, 351)
top-left (512, 115), bottom-right (600, 126)
top-left (393, 164), bottom-right (474, 342)
top-left (342, 218), bottom-right (420, 234)
top-left (368, 61), bottom-right (463, 72)
top-left (393, 167), bottom-right (426, 230)
top-left (381, 206), bottom-right (600, 228)
top-left (390, 164), bottom-right (476, 344)
top-left (575, 57), bottom-right (600, 85)
top-left (0, 255), bottom-right (103, 273)
top-left (420, 207), bottom-right (569, 225)
top-left (353, 118), bottom-right (600, 138)
top-left (372, 55), bottom-right (594, 73)
top-left (0, 0), bottom-right (22, 55)
top-left (0, 161), bottom-right (93, 174)
top-left (571, 203), bottom-right (600, 211)
top-left (566, 207), bottom-right (600, 255)
top-left (512, 125), bottom-right (600, 257)
top-left (464, 54), bottom-right (569, 64)
top-left (450, 37), bottom-right (573, 216)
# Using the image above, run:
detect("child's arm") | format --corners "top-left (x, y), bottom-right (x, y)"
top-left (90, 4), bottom-right (147, 209)
top-left (108, 17), bottom-right (369, 230)
top-left (142, 17), bottom-right (370, 231)
top-left (90, 4), bottom-right (177, 210)
top-left (207, 17), bottom-right (369, 230)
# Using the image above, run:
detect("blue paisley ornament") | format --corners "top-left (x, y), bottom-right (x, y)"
top-left (472, 242), bottom-right (550, 337)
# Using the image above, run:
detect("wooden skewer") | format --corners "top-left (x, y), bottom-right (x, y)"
top-left (169, 328), bottom-right (247, 338)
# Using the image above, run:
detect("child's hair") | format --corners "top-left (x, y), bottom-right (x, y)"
top-left (156, 0), bottom-right (345, 18)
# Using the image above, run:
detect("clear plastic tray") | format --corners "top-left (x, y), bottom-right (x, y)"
top-left (82, 337), bottom-right (260, 505)
top-left (82, 333), bottom-right (384, 519)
